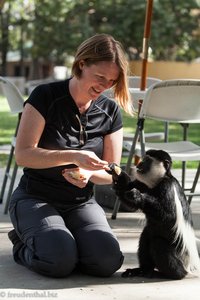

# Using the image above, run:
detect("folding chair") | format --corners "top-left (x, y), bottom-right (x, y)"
top-left (112, 79), bottom-right (200, 219)
top-left (104, 76), bottom-right (165, 145)
top-left (128, 76), bottom-right (162, 89)
top-left (126, 76), bottom-right (168, 143)
top-left (0, 77), bottom-right (24, 213)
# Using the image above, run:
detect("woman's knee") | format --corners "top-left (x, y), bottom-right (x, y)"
top-left (81, 251), bottom-right (124, 277)
top-left (32, 228), bottom-right (78, 277)
top-left (80, 242), bottom-right (124, 277)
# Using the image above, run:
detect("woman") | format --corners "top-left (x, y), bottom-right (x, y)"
top-left (8, 33), bottom-right (132, 278)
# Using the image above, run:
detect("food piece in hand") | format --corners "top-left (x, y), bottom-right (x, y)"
top-left (69, 171), bottom-right (85, 180)
top-left (106, 163), bottom-right (131, 191)
top-left (111, 164), bottom-right (122, 176)
top-left (106, 163), bottom-right (122, 176)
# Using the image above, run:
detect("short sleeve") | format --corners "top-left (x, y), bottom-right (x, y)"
top-left (108, 104), bottom-right (123, 134)
top-left (24, 84), bottom-right (53, 120)
top-left (102, 98), bottom-right (123, 134)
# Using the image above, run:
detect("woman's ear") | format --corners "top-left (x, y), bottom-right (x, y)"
top-left (79, 60), bottom-right (85, 70)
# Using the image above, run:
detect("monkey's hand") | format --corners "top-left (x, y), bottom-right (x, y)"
top-left (106, 163), bottom-right (131, 193)
top-left (118, 188), bottom-right (143, 210)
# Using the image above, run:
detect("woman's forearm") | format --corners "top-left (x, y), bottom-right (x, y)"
top-left (15, 147), bottom-right (108, 171)
top-left (90, 170), bottom-right (113, 185)
top-left (15, 147), bottom-right (78, 169)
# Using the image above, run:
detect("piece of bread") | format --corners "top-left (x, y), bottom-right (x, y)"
top-left (113, 165), bottom-right (122, 176)
top-left (69, 171), bottom-right (85, 180)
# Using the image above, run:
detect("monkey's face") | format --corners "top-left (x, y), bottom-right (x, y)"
top-left (136, 155), bottom-right (167, 188)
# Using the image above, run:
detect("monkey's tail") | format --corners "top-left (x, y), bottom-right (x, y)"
top-left (173, 185), bottom-right (200, 277)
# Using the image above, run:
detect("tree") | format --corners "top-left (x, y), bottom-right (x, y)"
top-left (151, 0), bottom-right (200, 61)
top-left (0, 0), bottom-right (11, 75)
top-left (64, 0), bottom-right (200, 61)
top-left (0, 0), bottom-right (199, 78)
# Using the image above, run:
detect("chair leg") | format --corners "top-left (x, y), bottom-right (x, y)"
top-left (4, 163), bottom-right (18, 214)
top-left (125, 125), bottom-right (141, 174)
top-left (0, 145), bottom-right (15, 203)
top-left (187, 162), bottom-right (200, 205)
top-left (111, 197), bottom-right (121, 219)
top-left (182, 161), bottom-right (186, 190)
top-left (164, 122), bottom-right (169, 142)
top-left (111, 126), bottom-right (141, 219)
top-left (181, 123), bottom-right (189, 191)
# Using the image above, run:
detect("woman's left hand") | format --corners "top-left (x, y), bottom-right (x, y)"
top-left (62, 167), bottom-right (93, 188)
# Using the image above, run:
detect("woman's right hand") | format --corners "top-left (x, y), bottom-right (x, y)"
top-left (72, 150), bottom-right (108, 170)
top-left (62, 167), bottom-right (92, 188)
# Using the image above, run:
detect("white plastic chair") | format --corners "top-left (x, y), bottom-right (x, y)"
top-left (0, 76), bottom-right (24, 213)
top-left (128, 75), bottom-right (162, 89)
top-left (112, 79), bottom-right (200, 219)
top-left (104, 76), bottom-right (165, 145)
top-left (126, 76), bottom-right (167, 142)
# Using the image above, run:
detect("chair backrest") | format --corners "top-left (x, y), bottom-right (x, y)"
top-left (128, 76), bottom-right (162, 88)
top-left (103, 76), bottom-right (162, 103)
top-left (128, 76), bottom-right (162, 111)
top-left (140, 79), bottom-right (200, 123)
top-left (0, 76), bottom-right (24, 114)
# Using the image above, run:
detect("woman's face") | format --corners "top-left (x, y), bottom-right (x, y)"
top-left (78, 60), bottom-right (120, 100)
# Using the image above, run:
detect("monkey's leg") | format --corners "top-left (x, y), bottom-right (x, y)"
top-left (152, 238), bottom-right (187, 280)
top-left (122, 267), bottom-right (145, 277)
top-left (122, 227), bottom-right (155, 278)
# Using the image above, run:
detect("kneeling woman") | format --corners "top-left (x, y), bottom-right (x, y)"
top-left (8, 33), bottom-right (132, 278)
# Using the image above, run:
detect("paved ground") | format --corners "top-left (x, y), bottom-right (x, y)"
top-left (1, 167), bottom-right (200, 300)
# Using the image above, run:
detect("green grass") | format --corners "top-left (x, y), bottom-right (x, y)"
top-left (122, 110), bottom-right (200, 144)
top-left (0, 95), bottom-right (18, 145)
top-left (0, 111), bottom-right (18, 145)
top-left (0, 95), bottom-right (199, 168)
top-left (0, 96), bottom-right (18, 167)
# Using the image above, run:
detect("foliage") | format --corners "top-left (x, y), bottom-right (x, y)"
top-left (0, 0), bottom-right (200, 76)
top-left (152, 0), bottom-right (200, 61)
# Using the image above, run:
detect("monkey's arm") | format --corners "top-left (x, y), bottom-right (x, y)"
top-left (119, 183), bottom-right (176, 221)
top-left (106, 163), bottom-right (132, 192)
top-left (117, 188), bottom-right (144, 211)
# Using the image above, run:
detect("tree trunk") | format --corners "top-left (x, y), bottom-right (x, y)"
top-left (0, 4), bottom-right (10, 76)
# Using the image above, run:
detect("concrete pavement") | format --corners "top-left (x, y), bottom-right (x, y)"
top-left (1, 167), bottom-right (200, 300)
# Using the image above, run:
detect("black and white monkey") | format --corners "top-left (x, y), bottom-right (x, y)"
top-left (108, 149), bottom-right (200, 280)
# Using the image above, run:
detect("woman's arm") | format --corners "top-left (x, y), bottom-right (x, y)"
top-left (15, 104), bottom-right (108, 170)
top-left (62, 128), bottom-right (123, 187)
top-left (89, 127), bottom-right (123, 185)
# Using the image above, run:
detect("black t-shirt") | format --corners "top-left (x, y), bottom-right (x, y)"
top-left (20, 79), bottom-right (123, 205)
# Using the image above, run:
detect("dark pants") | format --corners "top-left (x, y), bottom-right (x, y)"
top-left (9, 186), bottom-right (124, 278)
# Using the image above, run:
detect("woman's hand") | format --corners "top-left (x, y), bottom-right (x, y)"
top-left (73, 150), bottom-right (108, 170)
top-left (62, 167), bottom-right (93, 188)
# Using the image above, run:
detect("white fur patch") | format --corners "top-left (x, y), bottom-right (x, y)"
top-left (173, 185), bottom-right (200, 276)
top-left (136, 160), bottom-right (166, 188)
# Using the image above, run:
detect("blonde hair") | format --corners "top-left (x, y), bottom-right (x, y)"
top-left (71, 33), bottom-right (133, 114)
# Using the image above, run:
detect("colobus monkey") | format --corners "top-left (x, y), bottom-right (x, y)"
top-left (108, 149), bottom-right (200, 280)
